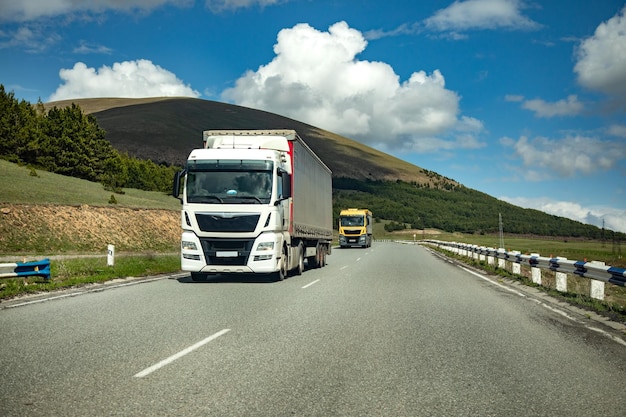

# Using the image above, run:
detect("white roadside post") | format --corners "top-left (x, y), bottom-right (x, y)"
top-left (531, 253), bottom-right (541, 285)
top-left (107, 244), bottom-right (115, 267)
top-left (589, 261), bottom-right (606, 300)
top-left (555, 256), bottom-right (568, 292)
top-left (511, 251), bottom-right (521, 275)
top-left (497, 248), bottom-right (506, 269)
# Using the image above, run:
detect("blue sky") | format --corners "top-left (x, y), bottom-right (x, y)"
top-left (1, 0), bottom-right (625, 233)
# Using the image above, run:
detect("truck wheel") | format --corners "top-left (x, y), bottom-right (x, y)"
top-left (275, 246), bottom-right (287, 281)
top-left (190, 272), bottom-right (205, 282)
top-left (296, 244), bottom-right (304, 275)
top-left (315, 248), bottom-right (323, 269)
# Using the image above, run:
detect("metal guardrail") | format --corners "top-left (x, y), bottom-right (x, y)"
top-left (0, 259), bottom-right (51, 280)
top-left (423, 240), bottom-right (625, 287)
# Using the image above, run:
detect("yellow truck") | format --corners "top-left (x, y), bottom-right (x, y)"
top-left (338, 208), bottom-right (373, 248)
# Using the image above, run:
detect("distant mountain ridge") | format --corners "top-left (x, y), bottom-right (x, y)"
top-left (45, 97), bottom-right (456, 188)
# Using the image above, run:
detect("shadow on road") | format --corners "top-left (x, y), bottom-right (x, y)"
top-left (176, 273), bottom-right (276, 284)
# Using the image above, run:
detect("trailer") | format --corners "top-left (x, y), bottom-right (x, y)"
top-left (173, 129), bottom-right (332, 281)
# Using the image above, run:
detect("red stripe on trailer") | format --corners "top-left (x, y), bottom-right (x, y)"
top-left (288, 140), bottom-right (295, 235)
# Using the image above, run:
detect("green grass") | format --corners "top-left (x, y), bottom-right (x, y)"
top-left (0, 254), bottom-right (181, 299)
top-left (0, 159), bottom-right (180, 209)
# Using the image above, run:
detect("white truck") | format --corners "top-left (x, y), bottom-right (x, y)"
top-left (172, 129), bottom-right (333, 281)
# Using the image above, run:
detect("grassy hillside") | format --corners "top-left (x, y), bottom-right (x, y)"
top-left (0, 159), bottom-right (179, 210)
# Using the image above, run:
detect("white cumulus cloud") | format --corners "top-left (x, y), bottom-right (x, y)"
top-left (500, 196), bottom-right (626, 233)
top-left (222, 21), bottom-right (484, 151)
top-left (574, 5), bottom-right (626, 103)
top-left (49, 60), bottom-right (200, 101)
top-left (501, 135), bottom-right (626, 178)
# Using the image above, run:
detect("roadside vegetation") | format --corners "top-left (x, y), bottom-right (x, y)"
top-left (0, 255), bottom-right (180, 300)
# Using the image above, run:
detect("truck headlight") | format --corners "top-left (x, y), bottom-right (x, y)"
top-left (257, 241), bottom-right (274, 251)
top-left (182, 240), bottom-right (198, 251)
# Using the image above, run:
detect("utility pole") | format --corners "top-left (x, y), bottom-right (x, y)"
top-left (499, 213), bottom-right (504, 249)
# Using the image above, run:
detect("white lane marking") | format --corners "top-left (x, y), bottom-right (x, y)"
top-left (134, 329), bottom-right (231, 378)
top-left (302, 279), bottom-right (320, 289)
top-left (340, 266), bottom-right (348, 270)
top-left (6, 291), bottom-right (84, 308)
top-left (356, 257), bottom-right (362, 262)
top-left (460, 266), bottom-right (626, 348)
top-left (460, 267), bottom-right (528, 298)
top-left (4, 274), bottom-right (184, 309)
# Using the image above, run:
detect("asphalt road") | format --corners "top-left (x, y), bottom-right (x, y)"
top-left (1, 242), bottom-right (625, 416)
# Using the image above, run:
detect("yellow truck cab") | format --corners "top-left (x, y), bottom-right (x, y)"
top-left (338, 208), bottom-right (373, 248)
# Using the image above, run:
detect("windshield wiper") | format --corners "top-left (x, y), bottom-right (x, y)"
top-left (189, 195), bottom-right (224, 203)
top-left (225, 196), bottom-right (263, 204)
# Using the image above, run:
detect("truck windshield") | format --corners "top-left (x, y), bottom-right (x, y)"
top-left (186, 159), bottom-right (274, 204)
top-left (340, 216), bottom-right (364, 227)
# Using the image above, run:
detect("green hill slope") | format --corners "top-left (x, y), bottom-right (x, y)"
top-left (0, 159), bottom-right (179, 210)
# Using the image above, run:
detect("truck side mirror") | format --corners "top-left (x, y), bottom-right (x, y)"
top-left (281, 171), bottom-right (292, 199)
top-left (172, 169), bottom-right (186, 202)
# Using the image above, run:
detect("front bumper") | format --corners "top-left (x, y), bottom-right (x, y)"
top-left (180, 231), bottom-right (281, 274)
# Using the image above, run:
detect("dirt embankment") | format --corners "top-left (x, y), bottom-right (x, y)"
top-left (0, 204), bottom-right (181, 259)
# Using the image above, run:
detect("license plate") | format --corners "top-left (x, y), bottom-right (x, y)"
top-left (216, 251), bottom-right (238, 257)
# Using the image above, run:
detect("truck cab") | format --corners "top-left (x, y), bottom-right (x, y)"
top-left (338, 208), bottom-right (373, 248)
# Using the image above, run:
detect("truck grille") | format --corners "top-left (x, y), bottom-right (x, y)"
top-left (196, 212), bottom-right (260, 232)
top-left (199, 238), bottom-right (254, 266)
top-left (344, 229), bottom-right (362, 235)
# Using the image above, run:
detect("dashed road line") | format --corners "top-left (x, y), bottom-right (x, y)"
top-left (134, 329), bottom-right (231, 378)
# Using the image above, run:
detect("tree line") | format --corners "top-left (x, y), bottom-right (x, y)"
top-left (332, 177), bottom-right (623, 239)
top-left (0, 85), bottom-right (179, 194)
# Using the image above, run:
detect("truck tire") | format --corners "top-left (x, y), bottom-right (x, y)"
top-left (190, 272), bottom-right (206, 282)
top-left (315, 244), bottom-right (324, 268)
top-left (275, 245), bottom-right (288, 281)
top-left (296, 243), bottom-right (304, 275)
